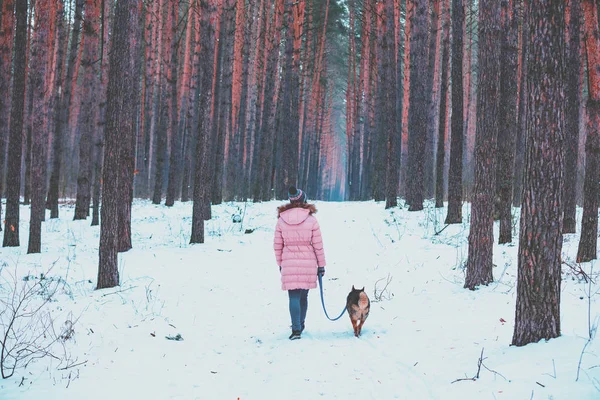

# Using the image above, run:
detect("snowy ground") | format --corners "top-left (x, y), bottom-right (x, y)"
top-left (0, 198), bottom-right (599, 399)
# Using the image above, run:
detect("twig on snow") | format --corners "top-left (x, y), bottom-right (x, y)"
top-left (58, 360), bottom-right (88, 370)
top-left (101, 286), bottom-right (137, 297)
top-left (451, 348), bottom-right (508, 384)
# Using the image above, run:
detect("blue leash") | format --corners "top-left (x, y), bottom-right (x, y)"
top-left (317, 274), bottom-right (347, 321)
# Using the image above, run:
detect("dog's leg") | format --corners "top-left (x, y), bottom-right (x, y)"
top-left (357, 318), bottom-right (365, 337)
top-left (349, 315), bottom-right (358, 337)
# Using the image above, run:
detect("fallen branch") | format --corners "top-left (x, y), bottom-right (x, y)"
top-left (101, 286), bottom-right (137, 297)
top-left (451, 377), bottom-right (476, 384)
top-left (451, 348), bottom-right (508, 384)
top-left (562, 261), bottom-right (593, 283)
top-left (58, 359), bottom-right (88, 370)
top-left (434, 224), bottom-right (450, 236)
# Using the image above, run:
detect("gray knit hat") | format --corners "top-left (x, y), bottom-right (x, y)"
top-left (288, 186), bottom-right (307, 204)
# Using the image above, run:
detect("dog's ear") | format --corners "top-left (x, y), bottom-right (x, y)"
top-left (352, 285), bottom-right (355, 291)
top-left (361, 287), bottom-right (365, 292)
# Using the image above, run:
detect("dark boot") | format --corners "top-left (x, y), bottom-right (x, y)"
top-left (289, 330), bottom-right (301, 340)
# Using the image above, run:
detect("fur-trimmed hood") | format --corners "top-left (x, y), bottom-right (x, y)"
top-left (277, 203), bottom-right (317, 218)
top-left (277, 203), bottom-right (317, 225)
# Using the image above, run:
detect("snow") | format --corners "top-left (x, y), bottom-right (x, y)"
top-left (0, 199), bottom-right (599, 399)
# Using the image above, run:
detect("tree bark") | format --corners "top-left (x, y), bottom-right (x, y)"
top-left (384, 0), bottom-right (399, 209)
top-left (0, 0), bottom-right (15, 228)
top-left (435, 0), bottom-right (450, 208)
top-left (512, 0), bottom-right (565, 346)
top-left (47, 0), bottom-right (83, 219)
top-left (513, 2), bottom-right (528, 207)
top-left (563, 0), bottom-right (583, 234)
top-left (406, 0), bottom-right (430, 211)
top-left (98, 0), bottom-right (141, 289)
top-left (424, 0), bottom-right (441, 200)
top-left (27, 0), bottom-right (55, 254)
top-left (576, 0), bottom-right (600, 263)
top-left (190, 0), bottom-right (217, 244)
top-left (2, 0), bottom-right (26, 247)
top-left (496, 0), bottom-right (519, 244)
top-left (445, 0), bottom-right (464, 223)
top-left (212, 0), bottom-right (236, 205)
top-left (464, 0), bottom-right (502, 290)
top-left (74, 0), bottom-right (102, 220)
top-left (165, 0), bottom-right (181, 207)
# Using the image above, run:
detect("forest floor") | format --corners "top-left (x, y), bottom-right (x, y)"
top-left (0, 199), bottom-right (599, 399)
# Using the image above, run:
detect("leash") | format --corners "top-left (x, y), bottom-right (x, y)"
top-left (317, 274), bottom-right (347, 321)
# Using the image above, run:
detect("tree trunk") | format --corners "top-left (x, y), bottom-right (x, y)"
top-left (47, 0), bottom-right (83, 219)
top-left (464, 0), bottom-right (502, 290)
top-left (406, 0), bottom-right (430, 211)
top-left (98, 0), bottom-right (141, 289)
top-left (576, 0), bottom-right (600, 263)
top-left (165, 0), bottom-right (181, 207)
top-left (27, 0), bottom-right (55, 254)
top-left (0, 0), bottom-right (15, 229)
top-left (190, 0), bottom-right (217, 244)
top-left (512, 2), bottom-right (528, 207)
top-left (254, 0), bottom-right (284, 202)
top-left (445, 0), bottom-right (465, 222)
top-left (435, 0), bottom-right (450, 208)
top-left (496, 0), bottom-right (519, 244)
top-left (151, 0), bottom-right (166, 205)
top-left (563, 0), bottom-right (583, 233)
top-left (2, 0), bottom-right (26, 247)
top-left (74, 0), bottom-right (102, 220)
top-left (384, 0), bottom-right (399, 209)
top-left (424, 0), bottom-right (441, 200)
top-left (212, 0), bottom-right (236, 205)
top-left (92, 0), bottom-right (111, 227)
top-left (512, 0), bottom-right (565, 346)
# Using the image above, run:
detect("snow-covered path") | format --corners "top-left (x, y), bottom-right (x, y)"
top-left (1, 200), bottom-right (599, 399)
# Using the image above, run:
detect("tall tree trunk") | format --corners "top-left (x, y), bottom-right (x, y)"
top-left (178, 3), bottom-right (196, 203)
top-left (117, 1), bottom-right (143, 253)
top-left (165, 0), bottom-right (181, 207)
top-left (512, 0), bottom-right (565, 346)
top-left (190, 0), bottom-right (217, 244)
top-left (274, 0), bottom-right (302, 199)
top-left (27, 0), bottom-right (55, 254)
top-left (97, 0), bottom-right (141, 289)
top-left (92, 0), bottom-right (111, 227)
top-left (152, 0), bottom-right (167, 205)
top-left (576, 0), bottom-right (600, 263)
top-left (2, 0), bottom-right (26, 247)
top-left (424, 0), bottom-right (441, 200)
top-left (563, 0), bottom-right (583, 233)
top-left (513, 1), bottom-right (528, 207)
top-left (0, 0), bottom-right (15, 229)
top-left (496, 0), bottom-right (519, 244)
top-left (384, 0), bottom-right (399, 209)
top-left (464, 0), bottom-right (502, 290)
top-left (47, 0), bottom-right (83, 219)
top-left (445, 0), bottom-right (465, 222)
top-left (406, 0), bottom-right (429, 211)
top-left (212, 0), bottom-right (236, 205)
top-left (435, 0), bottom-right (450, 208)
top-left (254, 0), bottom-right (284, 201)
top-left (373, 1), bottom-right (387, 202)
top-left (74, 0), bottom-right (102, 220)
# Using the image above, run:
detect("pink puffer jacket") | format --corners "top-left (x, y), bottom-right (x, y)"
top-left (273, 204), bottom-right (326, 290)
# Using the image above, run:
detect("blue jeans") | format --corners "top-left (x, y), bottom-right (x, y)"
top-left (288, 289), bottom-right (309, 332)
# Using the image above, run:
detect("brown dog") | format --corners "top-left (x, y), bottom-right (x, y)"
top-left (346, 286), bottom-right (370, 337)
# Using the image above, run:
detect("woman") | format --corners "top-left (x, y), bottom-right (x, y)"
top-left (273, 186), bottom-right (326, 340)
